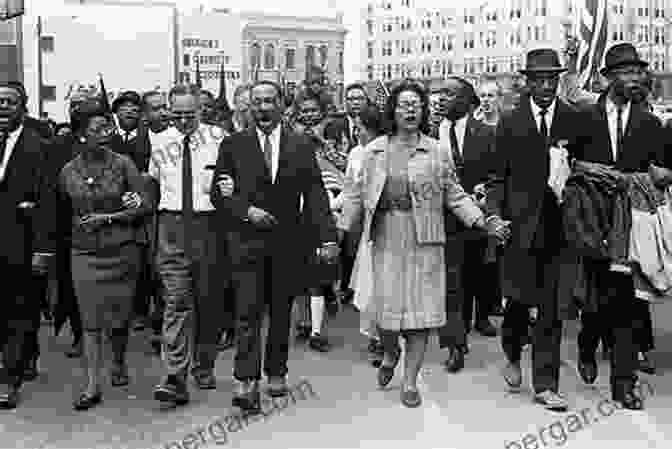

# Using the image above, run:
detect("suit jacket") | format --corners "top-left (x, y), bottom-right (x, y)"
top-left (111, 127), bottom-right (151, 172)
top-left (24, 116), bottom-right (53, 141)
top-left (0, 126), bottom-right (47, 267)
top-left (210, 126), bottom-right (336, 297)
top-left (489, 96), bottom-right (588, 252)
top-left (444, 115), bottom-right (498, 239)
top-left (578, 97), bottom-right (664, 173)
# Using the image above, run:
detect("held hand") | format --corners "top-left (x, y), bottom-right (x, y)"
top-left (216, 174), bottom-right (235, 197)
top-left (482, 216), bottom-right (511, 245)
top-left (122, 192), bottom-right (142, 209)
top-left (246, 206), bottom-right (278, 228)
top-left (79, 214), bottom-right (111, 232)
top-left (317, 243), bottom-right (340, 265)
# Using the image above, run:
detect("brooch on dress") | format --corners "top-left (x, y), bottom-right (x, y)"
top-left (86, 177), bottom-right (95, 185)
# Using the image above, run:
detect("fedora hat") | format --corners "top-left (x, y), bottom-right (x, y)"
top-left (519, 48), bottom-right (567, 75)
top-left (112, 90), bottom-right (141, 113)
top-left (600, 43), bottom-right (648, 76)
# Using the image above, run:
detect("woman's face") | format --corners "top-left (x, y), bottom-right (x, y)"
top-left (479, 82), bottom-right (500, 114)
top-left (84, 115), bottom-right (116, 150)
top-left (394, 90), bottom-right (423, 133)
top-left (297, 99), bottom-right (323, 128)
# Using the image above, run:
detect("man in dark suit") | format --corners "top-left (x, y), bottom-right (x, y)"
top-left (435, 77), bottom-right (500, 373)
top-left (574, 43), bottom-right (666, 410)
top-left (211, 80), bottom-right (338, 414)
top-left (0, 83), bottom-right (48, 409)
top-left (490, 49), bottom-right (588, 411)
top-left (112, 91), bottom-right (151, 172)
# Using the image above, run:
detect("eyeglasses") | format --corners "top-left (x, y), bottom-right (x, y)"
top-left (171, 112), bottom-right (197, 121)
top-left (611, 67), bottom-right (646, 76)
top-left (87, 124), bottom-right (116, 137)
top-left (250, 98), bottom-right (278, 107)
top-left (346, 96), bottom-right (367, 102)
top-left (396, 102), bottom-right (424, 111)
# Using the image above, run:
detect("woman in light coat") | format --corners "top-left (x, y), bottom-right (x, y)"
top-left (338, 79), bottom-right (509, 407)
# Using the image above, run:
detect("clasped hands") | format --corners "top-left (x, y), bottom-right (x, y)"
top-left (480, 215), bottom-right (511, 245)
top-left (78, 191), bottom-right (141, 232)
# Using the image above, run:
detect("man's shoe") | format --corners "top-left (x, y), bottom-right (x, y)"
top-left (502, 362), bottom-right (522, 390)
top-left (638, 353), bottom-right (656, 375)
top-left (378, 348), bottom-right (401, 388)
top-left (475, 320), bottom-right (498, 337)
top-left (23, 358), bottom-right (39, 382)
top-left (578, 358), bottom-right (598, 384)
top-left (232, 380), bottom-right (260, 413)
top-left (66, 341), bottom-right (83, 358)
top-left (308, 333), bottom-right (331, 352)
top-left (154, 375), bottom-right (189, 405)
top-left (267, 376), bottom-right (289, 397)
top-left (192, 371), bottom-right (217, 390)
top-left (443, 347), bottom-right (465, 373)
top-left (613, 388), bottom-right (644, 410)
top-left (534, 390), bottom-right (568, 412)
top-left (0, 385), bottom-right (19, 410)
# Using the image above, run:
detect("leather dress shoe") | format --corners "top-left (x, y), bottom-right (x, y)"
top-left (23, 358), bottom-right (39, 382)
top-left (308, 333), bottom-right (331, 352)
top-left (638, 353), bottom-right (656, 375)
top-left (66, 341), bottom-right (83, 358)
top-left (154, 375), bottom-right (189, 405)
top-left (0, 385), bottom-right (19, 410)
top-left (613, 388), bottom-right (644, 410)
top-left (578, 358), bottom-right (598, 384)
top-left (474, 320), bottom-right (498, 337)
top-left (377, 349), bottom-right (401, 388)
top-left (534, 390), bottom-right (568, 412)
top-left (502, 362), bottom-right (522, 390)
top-left (232, 380), bottom-right (260, 413)
top-left (400, 386), bottom-right (422, 408)
top-left (73, 392), bottom-right (102, 411)
top-left (444, 347), bottom-right (465, 373)
top-left (192, 371), bottom-right (217, 390)
top-left (267, 376), bottom-right (289, 397)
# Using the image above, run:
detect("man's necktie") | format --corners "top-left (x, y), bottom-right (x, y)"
top-left (182, 134), bottom-right (194, 248)
top-left (123, 131), bottom-right (130, 144)
top-left (616, 106), bottom-right (624, 162)
top-left (449, 121), bottom-right (464, 175)
top-left (351, 123), bottom-right (360, 146)
top-left (263, 133), bottom-right (273, 179)
top-left (539, 108), bottom-right (549, 146)
top-left (0, 132), bottom-right (7, 165)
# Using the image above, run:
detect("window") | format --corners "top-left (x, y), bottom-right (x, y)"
top-left (367, 20), bottom-right (373, 35)
top-left (319, 45), bottom-right (328, 67)
top-left (183, 54), bottom-right (191, 66)
top-left (263, 43), bottom-right (275, 69)
top-left (250, 43), bottom-right (261, 68)
top-left (306, 45), bottom-right (315, 67)
top-left (367, 42), bottom-right (373, 59)
top-left (367, 64), bottom-right (373, 80)
top-left (338, 51), bottom-right (344, 74)
top-left (285, 48), bottom-right (296, 70)
top-left (40, 36), bottom-right (54, 53)
top-left (41, 85), bottom-right (56, 101)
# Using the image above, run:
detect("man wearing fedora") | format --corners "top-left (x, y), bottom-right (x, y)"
top-left (573, 43), bottom-right (670, 409)
top-left (489, 48), bottom-right (588, 411)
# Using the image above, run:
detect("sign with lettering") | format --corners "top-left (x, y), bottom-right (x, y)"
top-left (0, 0), bottom-right (23, 20)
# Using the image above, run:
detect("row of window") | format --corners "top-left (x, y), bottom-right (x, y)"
top-left (248, 43), bottom-right (344, 73)
top-left (365, 55), bottom-right (527, 80)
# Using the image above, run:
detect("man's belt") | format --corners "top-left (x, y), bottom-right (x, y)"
top-left (158, 209), bottom-right (215, 217)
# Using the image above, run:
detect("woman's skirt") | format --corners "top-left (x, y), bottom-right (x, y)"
top-left (369, 210), bottom-right (446, 331)
top-left (71, 243), bottom-right (142, 330)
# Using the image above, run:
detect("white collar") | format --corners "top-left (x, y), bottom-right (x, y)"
top-left (529, 97), bottom-right (557, 117)
top-left (605, 96), bottom-right (631, 116)
top-left (256, 124), bottom-right (281, 140)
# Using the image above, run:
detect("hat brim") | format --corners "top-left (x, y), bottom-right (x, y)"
top-left (519, 68), bottom-right (568, 75)
top-left (599, 60), bottom-right (649, 76)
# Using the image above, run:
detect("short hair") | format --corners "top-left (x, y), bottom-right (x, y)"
top-left (478, 77), bottom-right (503, 96)
top-left (294, 90), bottom-right (327, 115)
top-left (199, 89), bottom-right (216, 101)
top-left (233, 83), bottom-right (252, 98)
top-left (383, 78), bottom-right (431, 136)
top-left (141, 90), bottom-right (164, 109)
top-left (359, 104), bottom-right (384, 137)
top-left (168, 83), bottom-right (201, 105)
top-left (345, 83), bottom-right (368, 98)
top-left (250, 80), bottom-right (283, 102)
top-left (71, 99), bottom-right (109, 133)
top-left (1, 81), bottom-right (27, 107)
top-left (444, 76), bottom-right (481, 108)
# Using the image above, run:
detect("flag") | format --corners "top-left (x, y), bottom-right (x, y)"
top-left (97, 73), bottom-right (112, 115)
top-left (576, 0), bottom-right (608, 90)
top-left (374, 79), bottom-right (389, 112)
top-left (195, 53), bottom-right (203, 88)
top-left (216, 62), bottom-right (232, 116)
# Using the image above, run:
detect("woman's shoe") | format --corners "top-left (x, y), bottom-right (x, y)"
top-left (73, 392), bottom-right (102, 411)
top-left (377, 348), bottom-right (401, 388)
top-left (400, 386), bottom-right (422, 408)
top-left (111, 364), bottom-right (129, 387)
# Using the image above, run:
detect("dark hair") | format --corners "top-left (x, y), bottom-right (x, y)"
top-left (250, 80), bottom-right (283, 102)
top-left (345, 83), bottom-right (368, 98)
top-left (71, 99), bottom-right (110, 134)
top-left (141, 90), bottom-right (164, 109)
top-left (168, 84), bottom-right (201, 104)
top-left (383, 78), bottom-right (431, 135)
top-left (444, 76), bottom-right (481, 108)
top-left (294, 90), bottom-right (327, 115)
top-left (359, 104), bottom-right (384, 137)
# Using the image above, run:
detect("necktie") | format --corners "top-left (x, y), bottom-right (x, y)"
top-left (449, 121), bottom-right (463, 174)
top-left (0, 132), bottom-right (7, 165)
top-left (352, 124), bottom-right (360, 146)
top-left (263, 133), bottom-right (273, 178)
top-left (123, 131), bottom-right (130, 144)
top-left (539, 108), bottom-right (549, 146)
top-left (182, 134), bottom-right (194, 247)
top-left (616, 106), bottom-right (624, 162)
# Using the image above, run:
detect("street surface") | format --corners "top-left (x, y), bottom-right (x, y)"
top-left (3, 301), bottom-right (672, 449)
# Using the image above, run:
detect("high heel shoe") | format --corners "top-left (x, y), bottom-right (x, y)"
top-left (377, 348), bottom-right (401, 388)
top-left (73, 392), bottom-right (102, 411)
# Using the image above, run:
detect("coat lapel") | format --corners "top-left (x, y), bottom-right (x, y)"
top-left (0, 128), bottom-right (25, 186)
top-left (274, 126), bottom-right (292, 186)
top-left (246, 127), bottom-right (272, 183)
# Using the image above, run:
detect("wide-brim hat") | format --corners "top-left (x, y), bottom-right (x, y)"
top-left (519, 48), bottom-right (567, 75)
top-left (600, 43), bottom-right (648, 76)
top-left (112, 90), bottom-right (141, 112)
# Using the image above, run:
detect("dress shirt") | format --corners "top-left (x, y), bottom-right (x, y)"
top-left (256, 124), bottom-right (282, 183)
top-left (0, 124), bottom-right (23, 182)
top-left (114, 115), bottom-right (138, 141)
top-left (149, 123), bottom-right (224, 212)
top-left (439, 115), bottom-right (468, 158)
top-left (605, 96), bottom-right (631, 162)
top-left (530, 97), bottom-right (557, 136)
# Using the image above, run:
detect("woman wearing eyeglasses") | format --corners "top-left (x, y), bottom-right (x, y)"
top-left (338, 79), bottom-right (510, 407)
top-left (57, 100), bottom-right (152, 410)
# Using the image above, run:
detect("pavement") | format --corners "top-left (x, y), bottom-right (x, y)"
top-left (2, 301), bottom-right (672, 449)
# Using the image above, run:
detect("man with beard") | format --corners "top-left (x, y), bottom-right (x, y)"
top-left (112, 91), bottom-right (151, 172)
top-left (210, 80), bottom-right (337, 414)
top-left (433, 77), bottom-right (499, 374)
top-left (0, 82), bottom-right (49, 409)
top-left (574, 44), bottom-right (670, 409)
top-left (491, 49), bottom-right (588, 411)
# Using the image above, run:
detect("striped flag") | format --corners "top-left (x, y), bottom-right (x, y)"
top-left (374, 80), bottom-right (389, 112)
top-left (576, 0), bottom-right (609, 90)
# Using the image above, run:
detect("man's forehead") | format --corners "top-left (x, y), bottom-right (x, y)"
top-left (251, 84), bottom-right (278, 98)
top-left (0, 87), bottom-right (21, 98)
